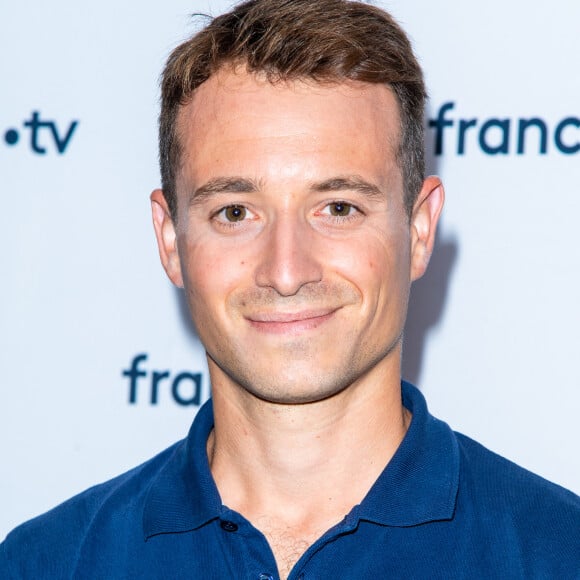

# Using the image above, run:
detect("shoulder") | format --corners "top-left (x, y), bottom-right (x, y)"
top-left (0, 440), bottom-right (184, 578)
top-left (454, 431), bottom-right (580, 570)
top-left (455, 430), bottom-right (579, 509)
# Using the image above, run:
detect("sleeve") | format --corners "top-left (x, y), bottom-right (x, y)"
top-left (0, 537), bottom-right (16, 580)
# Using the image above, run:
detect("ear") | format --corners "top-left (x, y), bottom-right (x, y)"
top-left (150, 189), bottom-right (184, 288)
top-left (409, 176), bottom-right (445, 282)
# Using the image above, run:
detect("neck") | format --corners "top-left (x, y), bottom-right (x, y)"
top-left (207, 355), bottom-right (410, 532)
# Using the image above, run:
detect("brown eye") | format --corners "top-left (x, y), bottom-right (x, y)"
top-left (328, 202), bottom-right (353, 217)
top-left (224, 205), bottom-right (247, 222)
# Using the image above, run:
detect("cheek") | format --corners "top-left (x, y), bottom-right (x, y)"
top-left (332, 231), bottom-right (408, 282)
top-left (334, 236), bottom-right (411, 320)
top-left (180, 240), bottom-right (249, 308)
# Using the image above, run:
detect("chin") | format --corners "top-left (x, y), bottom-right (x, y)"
top-left (234, 366), bottom-right (358, 406)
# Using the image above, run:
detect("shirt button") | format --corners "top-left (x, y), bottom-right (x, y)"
top-left (220, 520), bottom-right (238, 532)
top-left (258, 574), bottom-right (274, 580)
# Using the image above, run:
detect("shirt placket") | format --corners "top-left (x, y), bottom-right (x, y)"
top-left (215, 509), bottom-right (281, 580)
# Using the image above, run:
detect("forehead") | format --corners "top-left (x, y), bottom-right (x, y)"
top-left (175, 68), bottom-right (401, 189)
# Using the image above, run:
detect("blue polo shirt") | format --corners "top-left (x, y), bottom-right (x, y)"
top-left (2, 382), bottom-right (579, 578)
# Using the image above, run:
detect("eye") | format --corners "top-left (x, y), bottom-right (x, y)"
top-left (329, 202), bottom-right (353, 217)
top-left (217, 205), bottom-right (250, 222)
top-left (321, 202), bottom-right (359, 217)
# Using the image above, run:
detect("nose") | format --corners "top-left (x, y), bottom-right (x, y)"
top-left (255, 214), bottom-right (323, 296)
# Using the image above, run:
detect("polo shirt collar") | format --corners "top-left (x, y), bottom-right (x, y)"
top-left (355, 381), bottom-right (459, 527)
top-left (143, 399), bottom-right (221, 538)
top-left (143, 381), bottom-right (460, 538)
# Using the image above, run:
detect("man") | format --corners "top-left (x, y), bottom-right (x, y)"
top-left (1, 0), bottom-right (579, 578)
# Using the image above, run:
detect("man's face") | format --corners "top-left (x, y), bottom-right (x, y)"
top-left (152, 68), bottom-right (441, 404)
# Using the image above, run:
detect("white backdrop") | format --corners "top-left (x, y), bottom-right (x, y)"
top-left (1, 0), bottom-right (579, 539)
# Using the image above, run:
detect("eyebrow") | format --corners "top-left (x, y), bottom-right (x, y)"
top-left (310, 176), bottom-right (384, 199)
top-left (189, 177), bottom-right (260, 206)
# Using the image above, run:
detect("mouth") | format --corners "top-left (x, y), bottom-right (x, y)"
top-left (246, 307), bottom-right (340, 335)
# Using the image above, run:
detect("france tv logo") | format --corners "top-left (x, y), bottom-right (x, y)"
top-left (429, 102), bottom-right (580, 156)
top-left (123, 353), bottom-right (205, 407)
top-left (3, 111), bottom-right (78, 154)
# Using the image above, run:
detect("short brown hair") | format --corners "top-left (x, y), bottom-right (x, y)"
top-left (159, 0), bottom-right (426, 219)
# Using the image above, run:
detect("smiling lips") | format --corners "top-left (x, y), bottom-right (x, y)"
top-left (246, 308), bottom-right (339, 334)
